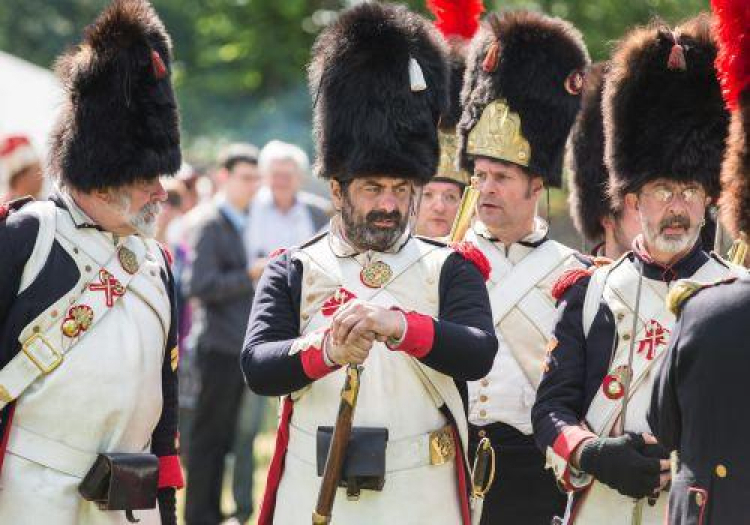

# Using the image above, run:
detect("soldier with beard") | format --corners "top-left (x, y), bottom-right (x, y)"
top-left (0, 1), bottom-right (183, 524)
top-left (531, 14), bottom-right (740, 525)
top-left (648, 0), bottom-right (750, 522)
top-left (242, 4), bottom-right (497, 525)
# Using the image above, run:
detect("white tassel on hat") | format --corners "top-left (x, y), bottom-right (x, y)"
top-left (409, 57), bottom-right (427, 92)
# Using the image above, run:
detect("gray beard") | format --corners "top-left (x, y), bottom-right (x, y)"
top-left (640, 211), bottom-right (700, 255)
top-left (112, 192), bottom-right (160, 238)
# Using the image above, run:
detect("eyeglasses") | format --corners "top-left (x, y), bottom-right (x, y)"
top-left (641, 186), bottom-right (705, 205)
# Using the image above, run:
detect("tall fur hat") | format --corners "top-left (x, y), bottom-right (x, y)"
top-left (567, 62), bottom-right (611, 241)
top-left (714, 0), bottom-right (750, 238)
top-left (604, 14), bottom-right (728, 207)
top-left (457, 10), bottom-right (590, 187)
top-left (50, 0), bottom-right (180, 192)
top-left (309, 2), bottom-right (449, 184)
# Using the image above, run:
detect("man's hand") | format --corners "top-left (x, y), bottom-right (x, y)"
top-left (330, 300), bottom-right (406, 348)
top-left (324, 330), bottom-right (376, 366)
top-left (578, 432), bottom-right (670, 499)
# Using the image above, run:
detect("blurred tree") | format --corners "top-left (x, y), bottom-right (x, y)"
top-left (0, 0), bottom-right (710, 154)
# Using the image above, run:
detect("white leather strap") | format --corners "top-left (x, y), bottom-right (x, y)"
top-left (18, 201), bottom-right (58, 295)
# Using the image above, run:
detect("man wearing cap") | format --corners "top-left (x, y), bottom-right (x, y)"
top-left (649, 1), bottom-right (750, 522)
top-left (566, 63), bottom-right (641, 261)
top-left (0, 1), bottom-right (183, 523)
top-left (0, 135), bottom-right (44, 202)
top-left (242, 4), bottom-right (497, 524)
top-left (455, 10), bottom-right (590, 523)
top-left (532, 15), bottom-right (739, 524)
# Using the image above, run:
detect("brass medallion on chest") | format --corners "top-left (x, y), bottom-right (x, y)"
top-left (360, 260), bottom-right (393, 288)
top-left (118, 246), bottom-right (139, 274)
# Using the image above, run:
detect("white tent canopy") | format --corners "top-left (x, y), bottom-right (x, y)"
top-left (0, 50), bottom-right (63, 159)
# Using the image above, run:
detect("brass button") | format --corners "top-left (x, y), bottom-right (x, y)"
top-left (50, 310), bottom-right (58, 318)
top-left (301, 313), bottom-right (310, 321)
top-left (695, 492), bottom-right (705, 507)
top-left (33, 326), bottom-right (40, 333)
top-left (479, 409), bottom-right (487, 418)
top-left (480, 395), bottom-right (488, 403)
top-left (716, 464), bottom-right (728, 478)
top-left (478, 429), bottom-right (487, 438)
top-left (617, 312), bottom-right (625, 321)
top-left (622, 334), bottom-right (631, 341)
top-left (480, 379), bottom-right (489, 387)
top-left (85, 265), bottom-right (92, 273)
top-left (306, 277), bottom-right (314, 285)
top-left (73, 248), bottom-right (79, 254)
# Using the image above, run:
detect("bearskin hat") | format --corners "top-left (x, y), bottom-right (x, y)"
top-left (50, 0), bottom-right (180, 192)
top-left (567, 62), bottom-right (611, 241)
top-left (604, 14), bottom-right (728, 207)
top-left (309, 3), bottom-right (449, 184)
top-left (457, 10), bottom-right (590, 187)
top-left (714, 0), bottom-right (750, 238)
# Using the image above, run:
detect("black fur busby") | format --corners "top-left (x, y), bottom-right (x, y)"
top-left (309, 2), bottom-right (449, 184)
top-left (567, 62), bottom-right (611, 241)
top-left (457, 10), bottom-right (590, 187)
top-left (50, 0), bottom-right (180, 191)
top-left (604, 14), bottom-right (728, 207)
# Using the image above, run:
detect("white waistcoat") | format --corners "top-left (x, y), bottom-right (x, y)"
top-left (466, 228), bottom-right (584, 434)
top-left (0, 202), bottom-right (170, 525)
top-left (571, 254), bottom-right (737, 525)
top-left (273, 234), bottom-right (467, 525)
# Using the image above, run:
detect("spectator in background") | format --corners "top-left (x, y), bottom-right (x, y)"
top-left (414, 180), bottom-right (464, 238)
top-left (246, 140), bottom-right (330, 280)
top-left (0, 135), bottom-right (43, 202)
top-left (183, 143), bottom-right (262, 525)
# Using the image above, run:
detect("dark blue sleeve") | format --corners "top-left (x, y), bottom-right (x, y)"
top-left (532, 276), bottom-right (591, 452)
top-left (0, 211), bottom-right (39, 364)
top-left (241, 252), bottom-right (310, 396)
top-left (421, 252), bottom-right (498, 381)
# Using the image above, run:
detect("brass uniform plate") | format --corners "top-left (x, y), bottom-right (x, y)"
top-left (429, 425), bottom-right (456, 466)
top-left (118, 246), bottom-right (139, 274)
top-left (360, 261), bottom-right (393, 289)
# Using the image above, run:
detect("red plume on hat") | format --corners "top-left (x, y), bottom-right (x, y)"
top-left (712, 0), bottom-right (750, 111)
top-left (714, 0), bottom-right (750, 238)
top-left (427, 0), bottom-right (484, 40)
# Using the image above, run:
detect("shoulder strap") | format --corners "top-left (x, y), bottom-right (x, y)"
top-left (19, 201), bottom-right (58, 295)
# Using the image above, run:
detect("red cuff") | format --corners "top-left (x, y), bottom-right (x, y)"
top-left (158, 455), bottom-right (184, 489)
top-left (387, 310), bottom-right (435, 358)
top-left (552, 426), bottom-right (597, 462)
top-left (300, 332), bottom-right (339, 379)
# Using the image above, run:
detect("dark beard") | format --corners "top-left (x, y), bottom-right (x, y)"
top-left (341, 200), bottom-right (409, 252)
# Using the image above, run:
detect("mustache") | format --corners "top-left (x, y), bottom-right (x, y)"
top-left (365, 210), bottom-right (402, 226)
top-left (659, 215), bottom-right (690, 231)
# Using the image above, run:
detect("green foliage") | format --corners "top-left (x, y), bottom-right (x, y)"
top-left (0, 0), bottom-right (710, 156)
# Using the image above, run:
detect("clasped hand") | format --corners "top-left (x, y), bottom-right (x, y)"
top-left (324, 300), bottom-right (406, 365)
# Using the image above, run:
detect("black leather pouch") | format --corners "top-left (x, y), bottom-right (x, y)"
top-left (79, 452), bottom-right (159, 516)
top-left (316, 426), bottom-right (388, 495)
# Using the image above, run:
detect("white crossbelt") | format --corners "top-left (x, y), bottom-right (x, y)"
top-left (286, 423), bottom-right (454, 473)
top-left (0, 232), bottom-right (147, 410)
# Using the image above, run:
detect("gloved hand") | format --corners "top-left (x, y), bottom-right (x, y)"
top-left (578, 432), bottom-right (665, 499)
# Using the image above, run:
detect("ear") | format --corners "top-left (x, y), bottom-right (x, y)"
top-left (531, 176), bottom-right (544, 197)
top-left (330, 180), bottom-right (343, 211)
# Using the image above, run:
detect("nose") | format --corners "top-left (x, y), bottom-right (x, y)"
top-left (432, 196), bottom-right (446, 213)
top-left (378, 193), bottom-right (398, 212)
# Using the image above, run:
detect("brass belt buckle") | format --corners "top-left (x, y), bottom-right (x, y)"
top-left (429, 425), bottom-right (456, 466)
top-left (22, 334), bottom-right (63, 374)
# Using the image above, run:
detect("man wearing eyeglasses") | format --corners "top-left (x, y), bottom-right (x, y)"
top-left (531, 16), bottom-right (740, 525)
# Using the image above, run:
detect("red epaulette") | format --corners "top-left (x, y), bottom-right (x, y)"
top-left (551, 268), bottom-right (593, 301)
top-left (158, 242), bottom-right (174, 266)
top-left (0, 196), bottom-right (34, 221)
top-left (269, 247), bottom-right (287, 259)
top-left (450, 240), bottom-right (491, 282)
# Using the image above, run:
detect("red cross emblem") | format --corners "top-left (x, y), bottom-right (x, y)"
top-left (322, 288), bottom-right (356, 317)
top-left (636, 319), bottom-right (670, 360)
top-left (89, 269), bottom-right (125, 307)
